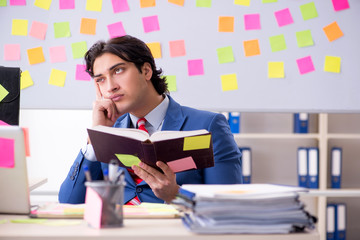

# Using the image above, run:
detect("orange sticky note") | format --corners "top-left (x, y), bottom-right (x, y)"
top-left (22, 127), bottom-right (31, 157)
top-left (27, 47), bottom-right (45, 65)
top-left (218, 16), bottom-right (234, 32)
top-left (80, 18), bottom-right (97, 35)
top-left (146, 42), bottom-right (162, 59)
top-left (140, 0), bottom-right (155, 8)
top-left (168, 0), bottom-right (184, 6)
top-left (243, 39), bottom-right (260, 57)
top-left (323, 21), bottom-right (343, 42)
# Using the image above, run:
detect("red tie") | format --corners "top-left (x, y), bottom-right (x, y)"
top-left (137, 118), bottom-right (148, 133)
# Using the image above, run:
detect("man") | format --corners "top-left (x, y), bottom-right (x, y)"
top-left (59, 35), bottom-right (242, 204)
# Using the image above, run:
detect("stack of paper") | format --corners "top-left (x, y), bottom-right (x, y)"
top-left (174, 184), bottom-right (316, 234)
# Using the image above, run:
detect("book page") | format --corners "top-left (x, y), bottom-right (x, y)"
top-left (149, 129), bottom-right (209, 142)
top-left (91, 125), bottom-right (150, 141)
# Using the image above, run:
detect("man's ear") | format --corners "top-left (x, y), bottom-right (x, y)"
top-left (143, 63), bottom-right (152, 80)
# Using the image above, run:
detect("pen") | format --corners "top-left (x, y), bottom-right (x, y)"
top-left (109, 159), bottom-right (118, 183)
top-left (103, 168), bottom-right (109, 181)
top-left (83, 165), bottom-right (92, 182)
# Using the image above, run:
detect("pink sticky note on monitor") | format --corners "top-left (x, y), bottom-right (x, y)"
top-left (167, 157), bottom-right (197, 173)
top-left (84, 187), bottom-right (103, 229)
top-left (59, 0), bottom-right (75, 9)
top-left (29, 21), bottom-right (48, 40)
top-left (274, 8), bottom-right (294, 27)
top-left (142, 15), bottom-right (160, 33)
top-left (4, 44), bottom-right (21, 61)
top-left (112, 0), bottom-right (129, 13)
top-left (244, 13), bottom-right (261, 30)
top-left (296, 56), bottom-right (315, 75)
top-left (76, 64), bottom-right (91, 81)
top-left (107, 22), bottom-right (126, 38)
top-left (332, 0), bottom-right (349, 11)
top-left (49, 46), bottom-right (67, 63)
top-left (0, 120), bottom-right (10, 126)
top-left (10, 0), bottom-right (26, 5)
top-left (188, 59), bottom-right (204, 76)
top-left (0, 137), bottom-right (15, 168)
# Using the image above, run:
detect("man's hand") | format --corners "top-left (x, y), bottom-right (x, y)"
top-left (132, 161), bottom-right (179, 203)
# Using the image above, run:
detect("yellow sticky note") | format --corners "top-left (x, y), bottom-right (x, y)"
top-left (86, 0), bottom-right (102, 11)
top-left (165, 75), bottom-right (177, 92)
top-left (140, 0), bottom-right (156, 8)
top-left (218, 16), bottom-right (234, 32)
top-left (183, 134), bottom-right (211, 151)
top-left (268, 62), bottom-right (284, 78)
top-left (146, 42), bottom-right (162, 59)
top-left (34, 0), bottom-right (52, 10)
top-left (27, 47), bottom-right (45, 65)
top-left (234, 0), bottom-right (250, 6)
top-left (324, 56), bottom-right (341, 73)
top-left (20, 70), bottom-right (34, 89)
top-left (49, 69), bottom-right (66, 87)
top-left (115, 154), bottom-right (141, 167)
top-left (221, 73), bottom-right (238, 91)
top-left (243, 39), bottom-right (260, 57)
top-left (12, 19), bottom-right (28, 36)
top-left (168, 0), bottom-right (184, 6)
top-left (80, 18), bottom-right (97, 35)
top-left (0, 84), bottom-right (9, 102)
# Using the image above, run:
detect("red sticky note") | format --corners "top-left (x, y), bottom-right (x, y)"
top-left (169, 40), bottom-right (186, 57)
top-left (332, 0), bottom-right (349, 11)
top-left (274, 8), bottom-right (294, 27)
top-left (167, 157), bottom-right (197, 173)
top-left (187, 59), bottom-right (204, 76)
top-left (111, 0), bottom-right (129, 13)
top-left (296, 56), bottom-right (315, 75)
top-left (0, 137), bottom-right (15, 168)
top-left (76, 64), bottom-right (91, 81)
top-left (29, 21), bottom-right (48, 40)
top-left (22, 127), bottom-right (30, 157)
top-left (107, 22), bottom-right (126, 38)
top-left (142, 15), bottom-right (160, 33)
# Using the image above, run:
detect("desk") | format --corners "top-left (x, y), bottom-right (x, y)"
top-left (0, 215), bottom-right (319, 240)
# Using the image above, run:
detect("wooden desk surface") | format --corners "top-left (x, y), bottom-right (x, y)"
top-left (0, 215), bottom-right (319, 240)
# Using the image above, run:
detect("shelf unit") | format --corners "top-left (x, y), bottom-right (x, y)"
top-left (232, 113), bottom-right (360, 240)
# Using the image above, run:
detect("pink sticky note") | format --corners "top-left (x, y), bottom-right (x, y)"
top-left (296, 56), bottom-right (315, 75)
top-left (49, 46), bottom-right (67, 63)
top-left (274, 8), bottom-right (294, 27)
top-left (10, 0), bottom-right (26, 5)
top-left (29, 21), bottom-right (48, 40)
top-left (188, 59), bottom-right (204, 76)
top-left (244, 13), bottom-right (261, 30)
top-left (169, 40), bottom-right (186, 57)
top-left (0, 120), bottom-right (10, 126)
top-left (76, 64), bottom-right (91, 81)
top-left (84, 187), bottom-right (103, 229)
top-left (332, 0), bottom-right (349, 11)
top-left (59, 0), bottom-right (75, 9)
top-left (4, 44), bottom-right (21, 61)
top-left (107, 22), bottom-right (126, 38)
top-left (0, 137), bottom-right (15, 168)
top-left (112, 0), bottom-right (129, 13)
top-left (142, 15), bottom-right (160, 33)
top-left (167, 157), bottom-right (197, 173)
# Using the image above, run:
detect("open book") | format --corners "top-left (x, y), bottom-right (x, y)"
top-left (87, 125), bottom-right (214, 173)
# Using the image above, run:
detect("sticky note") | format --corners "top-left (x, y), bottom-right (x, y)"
top-left (187, 59), bottom-right (204, 76)
top-left (234, 0), bottom-right (250, 6)
top-left (80, 18), bottom-right (97, 35)
top-left (147, 42), bottom-right (162, 59)
top-left (0, 137), bottom-right (14, 168)
top-left (107, 22), bottom-right (126, 38)
top-left (300, 2), bottom-right (318, 21)
top-left (84, 187), bottom-right (102, 229)
top-left (169, 40), bottom-right (185, 57)
top-left (296, 56), bottom-right (315, 75)
top-left (11, 219), bottom-right (47, 224)
top-left (196, 0), bottom-right (211, 7)
top-left (22, 128), bottom-right (31, 157)
top-left (221, 73), bottom-right (238, 91)
top-left (0, 0), bottom-right (7, 6)
top-left (29, 21), bottom-right (48, 40)
top-left (183, 134), bottom-right (211, 151)
top-left (217, 46), bottom-right (234, 64)
top-left (112, 0), bottom-right (129, 13)
top-left (27, 47), bottom-right (45, 65)
top-left (75, 64), bottom-right (91, 81)
top-left (296, 30), bottom-right (314, 47)
top-left (59, 0), bottom-right (75, 9)
top-left (243, 39), bottom-right (260, 57)
top-left (324, 56), bottom-right (341, 73)
top-left (34, 0), bottom-right (52, 10)
top-left (268, 62), bottom-right (284, 78)
top-left (49, 69), bottom-right (66, 87)
top-left (140, 0), bottom-right (155, 8)
top-left (167, 157), bottom-right (197, 173)
top-left (4, 44), bottom-right (21, 61)
top-left (269, 34), bottom-right (286, 52)
top-left (12, 19), bottom-right (28, 36)
top-left (49, 45), bottom-right (67, 63)
top-left (115, 154), bottom-right (141, 167)
top-left (274, 8), bottom-right (293, 27)
top-left (332, 0), bottom-right (349, 11)
top-left (218, 16), bottom-right (234, 32)
top-left (10, 0), bottom-right (26, 5)
top-left (142, 15), bottom-right (160, 33)
top-left (244, 13), bottom-right (260, 30)
top-left (168, 0), bottom-right (184, 6)
top-left (0, 120), bottom-right (9, 126)
top-left (86, 0), bottom-right (102, 11)
top-left (20, 70), bottom-right (34, 89)
top-left (165, 75), bottom-right (177, 92)
top-left (71, 41), bottom-right (87, 59)
top-left (323, 21), bottom-right (343, 42)
top-left (54, 22), bottom-right (71, 38)
top-left (262, 0), bottom-right (277, 3)
top-left (0, 84), bottom-right (9, 102)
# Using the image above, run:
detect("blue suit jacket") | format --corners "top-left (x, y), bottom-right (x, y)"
top-left (58, 95), bottom-right (242, 204)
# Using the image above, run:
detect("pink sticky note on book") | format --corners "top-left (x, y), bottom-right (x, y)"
top-left (0, 137), bottom-right (15, 168)
top-left (167, 157), bottom-right (197, 173)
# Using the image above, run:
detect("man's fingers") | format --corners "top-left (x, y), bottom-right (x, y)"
top-left (156, 161), bottom-right (175, 178)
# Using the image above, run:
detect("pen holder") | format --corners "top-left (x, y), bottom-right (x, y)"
top-left (84, 180), bottom-right (125, 228)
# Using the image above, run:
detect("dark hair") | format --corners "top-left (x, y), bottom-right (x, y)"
top-left (84, 35), bottom-right (168, 95)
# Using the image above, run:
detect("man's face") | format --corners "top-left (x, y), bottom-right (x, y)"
top-left (92, 52), bottom-right (151, 115)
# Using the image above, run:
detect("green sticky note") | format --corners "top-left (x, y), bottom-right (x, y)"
top-left (183, 134), bottom-right (211, 151)
top-left (296, 30), bottom-right (314, 48)
top-left (71, 41), bottom-right (87, 59)
top-left (300, 2), bottom-right (318, 20)
top-left (54, 22), bottom-right (71, 38)
top-left (324, 56), bottom-right (341, 73)
top-left (11, 219), bottom-right (48, 224)
top-left (115, 154), bottom-right (141, 167)
top-left (0, 0), bottom-right (7, 6)
top-left (165, 75), bottom-right (177, 92)
top-left (217, 46), bottom-right (234, 64)
top-left (0, 84), bottom-right (9, 102)
top-left (196, 0), bottom-right (211, 7)
top-left (262, 0), bottom-right (277, 3)
top-left (268, 62), bottom-right (284, 78)
top-left (269, 34), bottom-right (286, 52)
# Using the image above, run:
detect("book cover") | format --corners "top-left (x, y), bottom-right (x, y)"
top-left (297, 147), bottom-right (308, 188)
top-left (293, 113), bottom-right (309, 134)
top-left (87, 126), bottom-right (214, 173)
top-left (239, 147), bottom-right (251, 184)
top-left (228, 112), bottom-right (240, 133)
top-left (331, 147), bottom-right (342, 189)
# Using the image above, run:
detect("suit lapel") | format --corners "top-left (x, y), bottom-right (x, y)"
top-left (161, 95), bottom-right (186, 131)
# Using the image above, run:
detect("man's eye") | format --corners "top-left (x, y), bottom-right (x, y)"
top-left (115, 68), bottom-right (123, 74)
top-left (95, 78), bottom-right (104, 83)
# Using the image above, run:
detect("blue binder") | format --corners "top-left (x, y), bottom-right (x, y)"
top-left (294, 113), bottom-right (309, 134)
top-left (336, 203), bottom-right (346, 240)
top-left (239, 147), bottom-right (251, 184)
top-left (327, 204), bottom-right (336, 240)
top-left (228, 112), bottom-right (240, 133)
top-left (331, 147), bottom-right (342, 189)
top-left (297, 147), bottom-right (308, 188)
top-left (307, 147), bottom-right (319, 189)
